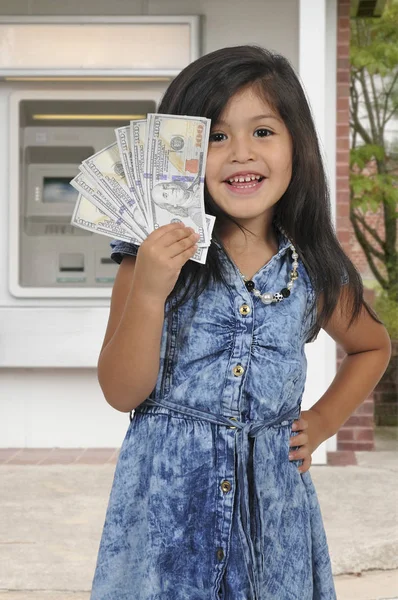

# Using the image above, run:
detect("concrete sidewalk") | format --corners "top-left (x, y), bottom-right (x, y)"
top-left (0, 448), bottom-right (397, 599)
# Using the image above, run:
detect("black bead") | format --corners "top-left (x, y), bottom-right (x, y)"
top-left (245, 280), bottom-right (255, 292)
top-left (281, 288), bottom-right (291, 298)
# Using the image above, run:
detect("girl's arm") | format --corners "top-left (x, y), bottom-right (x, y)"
top-left (97, 224), bottom-right (200, 413)
top-left (97, 256), bottom-right (165, 413)
top-left (305, 287), bottom-right (392, 451)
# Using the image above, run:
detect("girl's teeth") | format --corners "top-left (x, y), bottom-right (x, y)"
top-left (228, 174), bottom-right (262, 184)
top-left (228, 174), bottom-right (262, 183)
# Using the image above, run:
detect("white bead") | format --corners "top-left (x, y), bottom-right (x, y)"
top-left (287, 282), bottom-right (293, 289)
top-left (261, 292), bottom-right (273, 304)
top-left (253, 289), bottom-right (261, 297)
top-left (292, 252), bottom-right (298, 259)
top-left (293, 261), bottom-right (298, 268)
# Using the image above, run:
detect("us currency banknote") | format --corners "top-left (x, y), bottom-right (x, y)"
top-left (130, 119), bottom-right (148, 215)
top-left (145, 114), bottom-right (210, 246)
top-left (70, 171), bottom-right (144, 242)
top-left (192, 214), bottom-right (216, 264)
top-left (81, 142), bottom-right (149, 239)
top-left (115, 126), bottom-right (149, 225)
top-left (71, 193), bottom-right (143, 245)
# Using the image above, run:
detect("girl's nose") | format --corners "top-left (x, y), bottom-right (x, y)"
top-left (229, 135), bottom-right (256, 163)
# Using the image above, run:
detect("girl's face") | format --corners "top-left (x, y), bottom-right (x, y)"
top-left (205, 85), bottom-right (293, 227)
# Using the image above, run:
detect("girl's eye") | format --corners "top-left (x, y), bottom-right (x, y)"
top-left (209, 132), bottom-right (227, 143)
top-left (254, 128), bottom-right (273, 138)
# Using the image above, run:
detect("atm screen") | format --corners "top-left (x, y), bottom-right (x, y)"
top-left (43, 177), bottom-right (78, 203)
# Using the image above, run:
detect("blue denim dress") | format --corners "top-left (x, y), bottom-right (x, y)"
top-left (90, 229), bottom-right (337, 600)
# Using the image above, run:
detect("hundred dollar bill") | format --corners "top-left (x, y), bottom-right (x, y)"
top-left (191, 214), bottom-right (216, 264)
top-left (81, 142), bottom-right (149, 239)
top-left (130, 119), bottom-right (148, 216)
top-left (71, 193), bottom-right (143, 245)
top-left (145, 114), bottom-right (211, 246)
top-left (115, 126), bottom-right (149, 225)
top-left (70, 171), bottom-right (144, 241)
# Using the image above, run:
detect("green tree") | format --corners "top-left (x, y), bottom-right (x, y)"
top-left (350, 0), bottom-right (398, 305)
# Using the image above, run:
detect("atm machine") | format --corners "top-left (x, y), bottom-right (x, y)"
top-left (10, 96), bottom-right (156, 296)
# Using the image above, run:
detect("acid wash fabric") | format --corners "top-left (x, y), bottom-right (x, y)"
top-left (90, 230), bottom-right (337, 600)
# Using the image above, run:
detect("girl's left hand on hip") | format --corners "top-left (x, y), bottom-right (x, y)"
top-left (289, 412), bottom-right (313, 474)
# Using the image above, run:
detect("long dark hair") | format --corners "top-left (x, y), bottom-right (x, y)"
top-left (158, 45), bottom-right (380, 341)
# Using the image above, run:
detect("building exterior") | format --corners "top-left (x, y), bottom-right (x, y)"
top-left (0, 0), bottom-right (385, 463)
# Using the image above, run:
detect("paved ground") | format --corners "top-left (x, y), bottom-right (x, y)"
top-left (0, 428), bottom-right (397, 599)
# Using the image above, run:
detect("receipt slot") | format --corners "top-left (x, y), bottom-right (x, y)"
top-left (9, 93), bottom-right (157, 298)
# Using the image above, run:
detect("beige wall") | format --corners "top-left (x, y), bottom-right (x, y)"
top-left (0, 0), bottom-right (299, 67)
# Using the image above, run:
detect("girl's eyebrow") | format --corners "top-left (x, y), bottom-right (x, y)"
top-left (215, 113), bottom-right (282, 126)
top-left (249, 113), bottom-right (282, 122)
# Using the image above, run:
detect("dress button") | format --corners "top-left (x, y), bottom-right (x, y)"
top-left (232, 364), bottom-right (245, 377)
top-left (239, 304), bottom-right (251, 316)
top-left (228, 417), bottom-right (238, 429)
top-left (216, 547), bottom-right (225, 561)
top-left (220, 480), bottom-right (232, 493)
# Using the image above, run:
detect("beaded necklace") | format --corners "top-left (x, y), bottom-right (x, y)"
top-left (238, 238), bottom-right (299, 305)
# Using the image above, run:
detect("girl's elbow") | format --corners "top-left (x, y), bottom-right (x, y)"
top-left (98, 379), bottom-right (137, 413)
top-left (374, 326), bottom-right (393, 376)
top-left (381, 331), bottom-right (393, 365)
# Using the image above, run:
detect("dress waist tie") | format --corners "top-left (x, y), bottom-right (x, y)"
top-left (134, 398), bottom-right (301, 600)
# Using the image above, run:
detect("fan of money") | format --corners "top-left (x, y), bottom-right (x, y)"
top-left (70, 114), bottom-right (216, 265)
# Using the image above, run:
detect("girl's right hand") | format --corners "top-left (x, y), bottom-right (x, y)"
top-left (132, 223), bottom-right (200, 302)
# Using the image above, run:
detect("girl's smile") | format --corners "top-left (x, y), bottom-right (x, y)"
top-left (223, 171), bottom-right (267, 196)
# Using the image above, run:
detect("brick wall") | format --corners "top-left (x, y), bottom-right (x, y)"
top-left (334, 0), bottom-right (375, 454)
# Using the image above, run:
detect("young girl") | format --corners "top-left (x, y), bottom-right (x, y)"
top-left (90, 46), bottom-right (391, 600)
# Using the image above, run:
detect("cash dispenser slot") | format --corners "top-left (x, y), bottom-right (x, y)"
top-left (59, 253), bottom-right (84, 272)
top-left (57, 253), bottom-right (86, 283)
